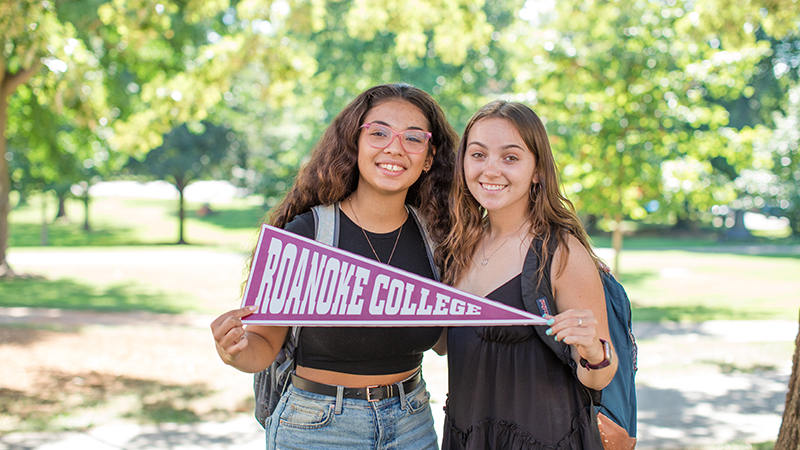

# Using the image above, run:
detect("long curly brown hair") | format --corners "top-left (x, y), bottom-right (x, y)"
top-left (268, 83), bottom-right (457, 245)
top-left (440, 100), bottom-right (600, 286)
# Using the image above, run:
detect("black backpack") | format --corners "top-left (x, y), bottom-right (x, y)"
top-left (521, 237), bottom-right (638, 438)
top-left (253, 203), bottom-right (439, 428)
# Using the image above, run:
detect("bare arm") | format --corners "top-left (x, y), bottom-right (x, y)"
top-left (548, 235), bottom-right (618, 390)
top-left (210, 306), bottom-right (290, 373)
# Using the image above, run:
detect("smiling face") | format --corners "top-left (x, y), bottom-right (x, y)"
top-left (356, 99), bottom-right (434, 199)
top-left (463, 117), bottom-right (538, 217)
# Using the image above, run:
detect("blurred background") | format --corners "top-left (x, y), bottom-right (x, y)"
top-left (1, 0), bottom-right (799, 448)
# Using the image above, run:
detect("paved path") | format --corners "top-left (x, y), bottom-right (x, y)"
top-left (1, 308), bottom-right (795, 449)
top-left (2, 247), bottom-right (798, 449)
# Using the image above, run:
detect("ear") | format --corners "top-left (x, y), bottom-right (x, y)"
top-left (532, 171), bottom-right (540, 184)
top-left (424, 148), bottom-right (435, 172)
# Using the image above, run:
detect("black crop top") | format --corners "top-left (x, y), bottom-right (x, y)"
top-left (284, 208), bottom-right (442, 375)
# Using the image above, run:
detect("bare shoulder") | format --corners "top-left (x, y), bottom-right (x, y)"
top-left (551, 234), bottom-right (603, 310)
top-left (552, 235), bottom-right (597, 276)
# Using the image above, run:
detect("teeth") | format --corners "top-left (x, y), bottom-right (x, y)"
top-left (482, 183), bottom-right (505, 191)
top-left (379, 164), bottom-right (404, 172)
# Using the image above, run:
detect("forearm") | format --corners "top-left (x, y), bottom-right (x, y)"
top-left (574, 345), bottom-right (618, 390)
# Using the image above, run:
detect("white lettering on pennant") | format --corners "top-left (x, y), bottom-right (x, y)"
top-left (416, 288), bottom-right (433, 315)
top-left (269, 243), bottom-right (297, 315)
top-left (302, 252), bottom-right (328, 314)
top-left (449, 298), bottom-right (466, 315)
top-left (332, 262), bottom-right (356, 315)
top-left (399, 283), bottom-right (417, 315)
top-left (286, 248), bottom-right (309, 314)
top-left (347, 267), bottom-right (370, 315)
top-left (433, 293), bottom-right (450, 315)
top-left (316, 257), bottom-right (340, 315)
top-left (466, 303), bottom-right (481, 315)
top-left (384, 278), bottom-right (405, 315)
top-left (257, 237), bottom-right (283, 314)
top-left (369, 274), bottom-right (390, 315)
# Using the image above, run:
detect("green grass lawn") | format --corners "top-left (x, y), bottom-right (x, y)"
top-left (616, 250), bottom-right (800, 321)
top-left (6, 193), bottom-right (800, 322)
top-left (9, 194), bottom-right (267, 250)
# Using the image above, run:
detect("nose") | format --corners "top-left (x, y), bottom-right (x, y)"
top-left (483, 156), bottom-right (501, 177)
top-left (383, 134), bottom-right (406, 155)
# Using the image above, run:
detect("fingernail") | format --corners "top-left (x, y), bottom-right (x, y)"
top-left (248, 305), bottom-right (258, 312)
top-left (546, 318), bottom-right (554, 326)
top-left (554, 335), bottom-right (559, 342)
top-left (545, 328), bottom-right (553, 336)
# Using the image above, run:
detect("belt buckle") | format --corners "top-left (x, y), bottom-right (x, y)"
top-left (365, 385), bottom-right (381, 402)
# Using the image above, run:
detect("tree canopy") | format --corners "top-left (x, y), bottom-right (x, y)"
top-left (3, 0), bottom-right (800, 276)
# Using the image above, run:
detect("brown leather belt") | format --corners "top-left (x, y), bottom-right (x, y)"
top-left (289, 370), bottom-right (422, 402)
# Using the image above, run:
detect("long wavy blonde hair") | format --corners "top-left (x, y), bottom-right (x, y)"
top-left (440, 100), bottom-right (600, 286)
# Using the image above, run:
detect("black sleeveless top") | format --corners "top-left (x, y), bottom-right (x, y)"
top-left (442, 274), bottom-right (601, 450)
top-left (284, 209), bottom-right (442, 375)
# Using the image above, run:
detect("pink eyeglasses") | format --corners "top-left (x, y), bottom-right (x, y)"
top-left (360, 122), bottom-right (432, 154)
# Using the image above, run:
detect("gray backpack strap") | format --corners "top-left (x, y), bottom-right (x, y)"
top-left (293, 203), bottom-right (340, 354)
top-left (311, 203), bottom-right (339, 247)
top-left (407, 205), bottom-right (440, 282)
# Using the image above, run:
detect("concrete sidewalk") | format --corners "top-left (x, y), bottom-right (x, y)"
top-left (0, 313), bottom-right (795, 449)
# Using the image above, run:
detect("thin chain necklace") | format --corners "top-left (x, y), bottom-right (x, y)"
top-left (348, 197), bottom-right (404, 265)
top-left (480, 221), bottom-right (527, 266)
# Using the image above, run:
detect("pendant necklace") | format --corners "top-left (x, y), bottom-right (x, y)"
top-left (480, 221), bottom-right (527, 266)
top-left (349, 197), bottom-right (403, 264)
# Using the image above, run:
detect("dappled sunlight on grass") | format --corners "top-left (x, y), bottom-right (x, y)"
top-left (617, 250), bottom-right (800, 322)
top-left (10, 196), bottom-right (265, 249)
top-left (631, 305), bottom-right (783, 322)
top-left (0, 278), bottom-right (199, 314)
top-left (0, 370), bottom-right (219, 433)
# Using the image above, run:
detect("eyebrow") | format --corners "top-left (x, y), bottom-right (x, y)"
top-left (467, 140), bottom-right (525, 151)
top-left (371, 120), bottom-right (426, 131)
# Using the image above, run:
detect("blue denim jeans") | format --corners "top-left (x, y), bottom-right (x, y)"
top-left (265, 376), bottom-right (438, 450)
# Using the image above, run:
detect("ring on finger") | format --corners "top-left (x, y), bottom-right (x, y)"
top-left (577, 318), bottom-right (583, 327)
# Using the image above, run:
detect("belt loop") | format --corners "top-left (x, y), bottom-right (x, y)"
top-left (397, 380), bottom-right (407, 411)
top-left (335, 385), bottom-right (344, 414)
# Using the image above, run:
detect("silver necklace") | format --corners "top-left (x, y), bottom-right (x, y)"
top-left (348, 197), bottom-right (403, 265)
top-left (480, 221), bottom-right (527, 266)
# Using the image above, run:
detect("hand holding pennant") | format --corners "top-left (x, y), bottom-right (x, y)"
top-left (240, 225), bottom-right (547, 327)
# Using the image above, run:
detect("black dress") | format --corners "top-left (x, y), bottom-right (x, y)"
top-left (442, 274), bottom-right (601, 450)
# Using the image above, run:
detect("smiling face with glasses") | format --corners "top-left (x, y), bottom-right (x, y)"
top-left (355, 100), bottom-right (435, 200)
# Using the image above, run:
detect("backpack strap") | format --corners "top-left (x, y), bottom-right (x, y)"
top-left (520, 237), bottom-right (574, 368)
top-left (311, 203), bottom-right (339, 247)
top-left (521, 236), bottom-right (601, 407)
top-left (287, 203), bottom-right (341, 354)
top-left (407, 205), bottom-right (441, 282)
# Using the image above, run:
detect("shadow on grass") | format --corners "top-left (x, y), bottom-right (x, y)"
top-left (187, 206), bottom-right (266, 230)
top-left (632, 304), bottom-right (785, 322)
top-left (616, 270), bottom-right (658, 286)
top-left (0, 277), bottom-right (195, 314)
top-left (9, 223), bottom-right (142, 247)
top-left (0, 370), bottom-right (214, 433)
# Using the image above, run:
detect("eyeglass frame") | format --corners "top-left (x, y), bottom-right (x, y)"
top-left (359, 122), bottom-right (433, 154)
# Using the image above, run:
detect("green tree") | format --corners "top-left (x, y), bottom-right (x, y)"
top-left (124, 121), bottom-right (238, 244)
top-left (505, 0), bottom-right (791, 273)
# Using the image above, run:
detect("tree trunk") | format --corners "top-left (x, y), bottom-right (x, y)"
top-left (40, 192), bottom-right (48, 246)
top-left (83, 193), bottom-right (91, 231)
top-left (725, 209), bottom-right (752, 241)
top-left (54, 192), bottom-right (67, 222)
top-left (1, 61), bottom-right (41, 277)
top-left (611, 214), bottom-right (624, 276)
top-left (775, 309), bottom-right (800, 450)
top-left (176, 178), bottom-right (187, 245)
top-left (0, 80), bottom-right (12, 277)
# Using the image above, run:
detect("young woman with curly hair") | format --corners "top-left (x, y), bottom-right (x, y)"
top-left (211, 83), bottom-right (457, 450)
